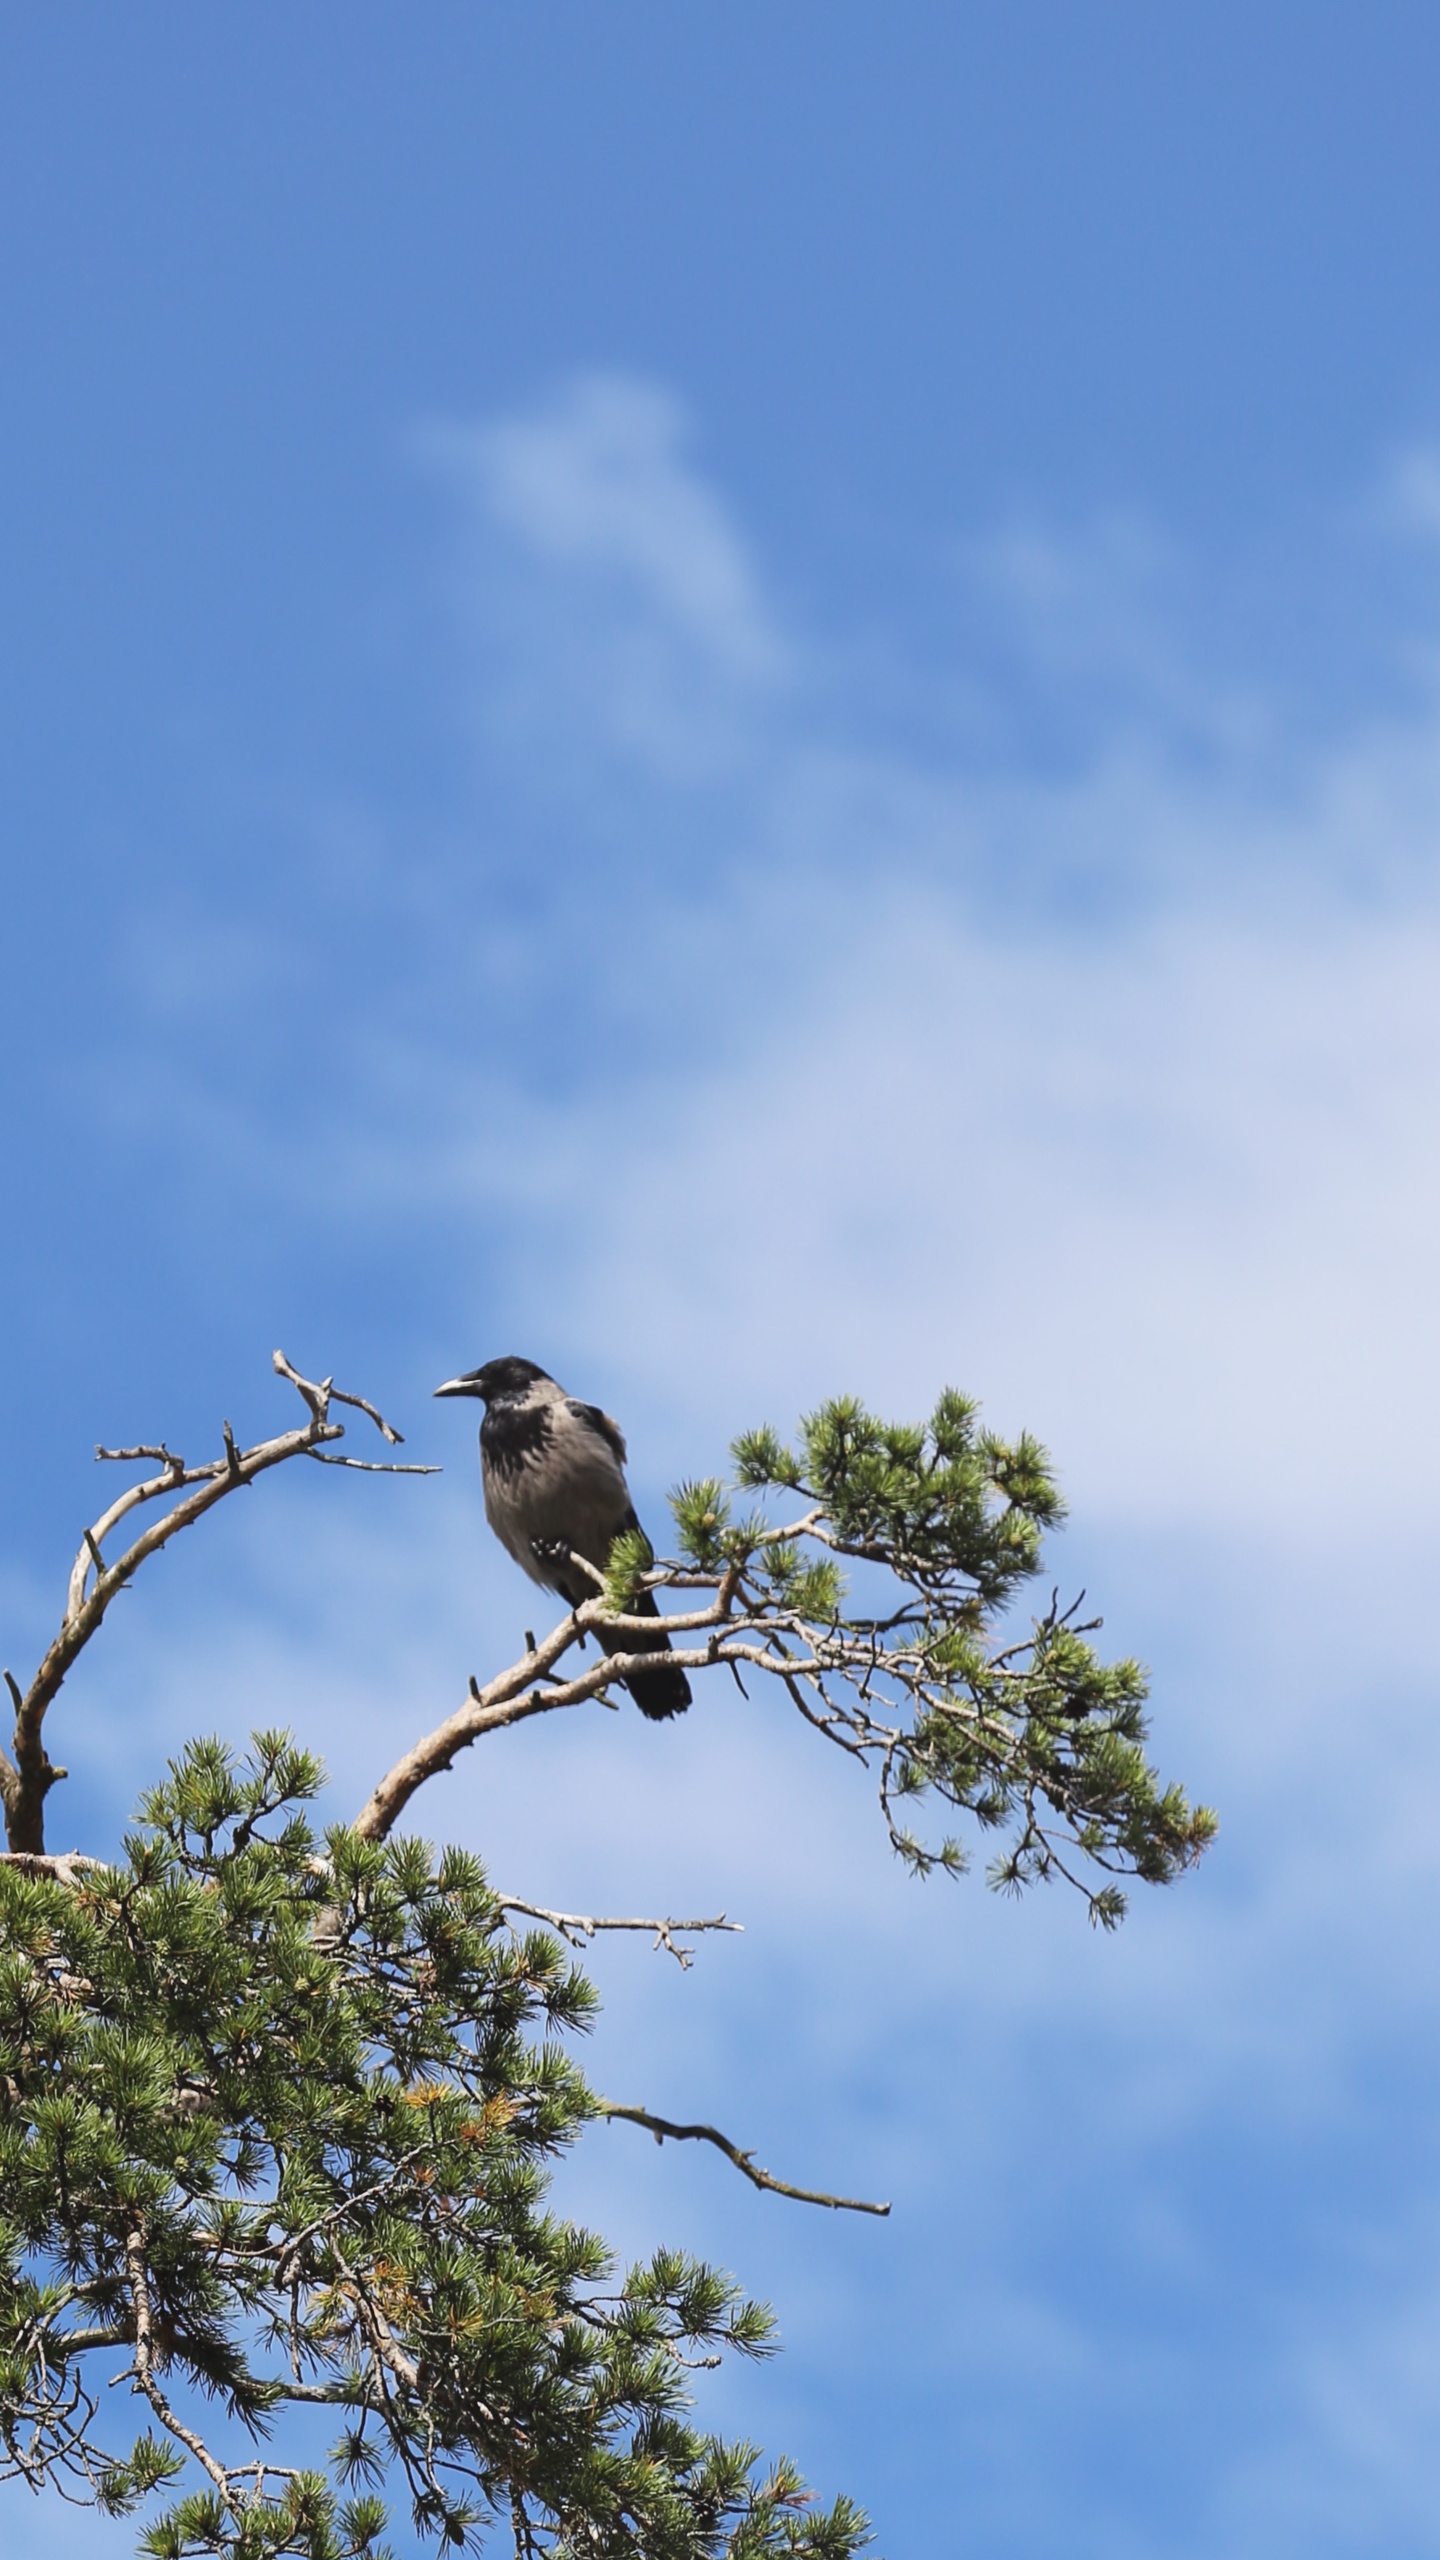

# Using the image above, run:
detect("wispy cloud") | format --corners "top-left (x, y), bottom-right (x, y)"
top-left (1380, 441), bottom-right (1440, 543)
top-left (419, 375), bottom-right (791, 787)
top-left (466, 376), bottom-right (785, 679)
top-left (359, 386), bottom-right (1440, 1560)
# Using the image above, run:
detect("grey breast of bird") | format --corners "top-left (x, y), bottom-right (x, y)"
top-left (481, 1374), bottom-right (635, 1604)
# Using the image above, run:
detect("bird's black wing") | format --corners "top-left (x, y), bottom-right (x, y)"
top-left (566, 1400), bottom-right (629, 1465)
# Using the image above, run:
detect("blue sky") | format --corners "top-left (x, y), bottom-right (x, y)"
top-left (8, 8), bottom-right (1440, 2553)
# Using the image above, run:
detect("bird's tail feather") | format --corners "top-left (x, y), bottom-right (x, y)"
top-left (596, 1586), bottom-right (692, 1721)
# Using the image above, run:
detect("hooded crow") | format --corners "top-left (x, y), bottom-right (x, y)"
top-left (433, 1356), bottom-right (692, 1721)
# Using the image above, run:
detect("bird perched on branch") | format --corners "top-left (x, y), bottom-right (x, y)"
top-left (433, 1356), bottom-right (692, 1721)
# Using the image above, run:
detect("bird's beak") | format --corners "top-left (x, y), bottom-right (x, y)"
top-left (433, 1376), bottom-right (480, 1400)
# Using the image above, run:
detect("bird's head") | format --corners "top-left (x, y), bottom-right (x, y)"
top-left (433, 1356), bottom-right (553, 1405)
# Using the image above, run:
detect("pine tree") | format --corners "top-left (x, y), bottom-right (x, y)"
top-left (0, 1354), bottom-right (1214, 2556)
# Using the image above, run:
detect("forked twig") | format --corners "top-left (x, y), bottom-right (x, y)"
top-left (497, 1898), bottom-right (741, 1970)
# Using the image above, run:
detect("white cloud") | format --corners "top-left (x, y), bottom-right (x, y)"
top-left (418, 375), bottom-right (790, 785)
top-left (344, 384), bottom-right (1440, 1569)
top-left (1381, 442), bottom-right (1440, 542)
top-left (473, 376), bottom-right (783, 678)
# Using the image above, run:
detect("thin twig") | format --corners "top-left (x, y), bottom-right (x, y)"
top-left (305, 1452), bottom-right (441, 1475)
top-left (269, 1351), bottom-right (407, 1447)
top-left (325, 1383), bottom-right (406, 1446)
top-left (598, 2104), bottom-right (890, 2216)
top-left (496, 1899), bottom-right (740, 1969)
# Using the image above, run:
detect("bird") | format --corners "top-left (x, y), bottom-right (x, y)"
top-left (433, 1356), bottom-right (692, 1721)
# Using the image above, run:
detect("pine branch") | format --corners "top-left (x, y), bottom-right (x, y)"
top-left (352, 1391), bottom-right (1214, 1915)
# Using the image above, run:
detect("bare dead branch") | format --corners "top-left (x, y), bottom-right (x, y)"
top-left (306, 1452), bottom-right (441, 1475)
top-left (270, 1349), bottom-right (407, 1446)
top-left (269, 1348), bottom-right (332, 1423)
top-left (0, 1850), bottom-right (110, 1888)
top-left (4, 1352), bottom-right (421, 1858)
top-left (497, 1898), bottom-right (741, 1968)
top-left (598, 2103), bottom-right (890, 2217)
top-left (95, 1443), bottom-right (185, 1471)
top-left (325, 1383), bottom-right (406, 1446)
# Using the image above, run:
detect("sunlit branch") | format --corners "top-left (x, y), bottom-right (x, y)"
top-left (496, 1897), bottom-right (742, 1968)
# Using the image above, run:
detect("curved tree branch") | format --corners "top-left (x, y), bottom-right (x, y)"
top-left (598, 2103), bottom-right (891, 2217)
top-left (124, 2225), bottom-right (240, 2511)
top-left (1, 1351), bottom-right (427, 1856)
top-left (349, 1589), bottom-right (755, 1841)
